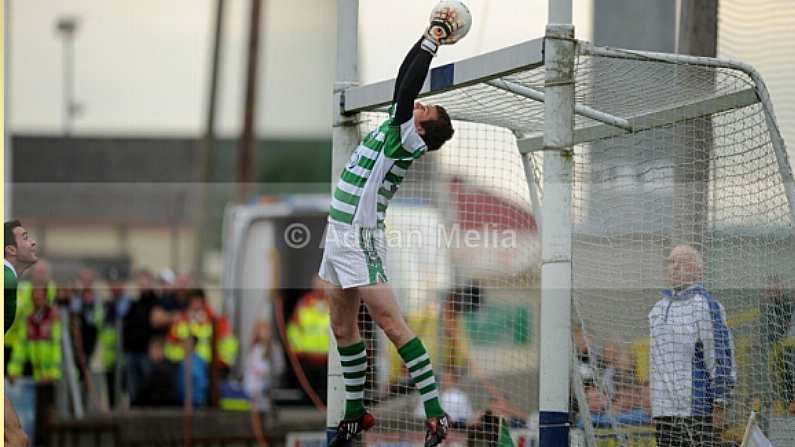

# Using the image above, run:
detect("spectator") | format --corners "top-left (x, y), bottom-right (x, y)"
top-left (286, 277), bottom-right (330, 403)
top-left (164, 289), bottom-right (238, 370)
top-left (123, 269), bottom-right (159, 403)
top-left (244, 321), bottom-right (284, 411)
top-left (177, 336), bottom-right (208, 408)
top-left (5, 260), bottom-right (56, 373)
top-left (649, 245), bottom-right (736, 446)
top-left (149, 272), bottom-right (192, 340)
top-left (610, 378), bottom-right (652, 425)
top-left (759, 275), bottom-right (795, 413)
top-left (584, 342), bottom-right (652, 429)
top-left (132, 337), bottom-right (178, 407)
top-left (574, 326), bottom-right (598, 383)
top-left (586, 378), bottom-right (652, 428)
top-left (70, 286), bottom-right (102, 375)
top-left (466, 409), bottom-right (502, 447)
top-left (583, 378), bottom-right (608, 416)
top-left (598, 341), bottom-right (634, 400)
top-left (4, 219), bottom-right (38, 447)
top-left (466, 396), bottom-right (525, 446)
top-left (100, 267), bottom-right (132, 406)
top-left (157, 268), bottom-right (176, 293)
top-left (761, 276), bottom-right (794, 345)
top-left (7, 287), bottom-right (62, 447)
top-left (77, 268), bottom-right (96, 291)
top-left (54, 284), bottom-right (72, 309)
top-left (155, 269), bottom-right (194, 315)
top-left (781, 281), bottom-right (795, 415)
top-left (159, 272), bottom-right (192, 312)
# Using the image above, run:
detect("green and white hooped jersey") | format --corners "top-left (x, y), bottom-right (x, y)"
top-left (330, 105), bottom-right (427, 228)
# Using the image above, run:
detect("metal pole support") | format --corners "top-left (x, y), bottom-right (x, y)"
top-left (539, 23), bottom-right (575, 447)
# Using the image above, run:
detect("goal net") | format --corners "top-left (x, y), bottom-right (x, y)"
top-left (568, 45), bottom-right (795, 446)
top-left (348, 112), bottom-right (539, 446)
top-left (335, 39), bottom-right (795, 446)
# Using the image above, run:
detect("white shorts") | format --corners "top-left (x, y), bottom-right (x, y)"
top-left (318, 221), bottom-right (388, 289)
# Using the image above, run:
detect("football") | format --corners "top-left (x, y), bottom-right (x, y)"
top-left (429, 1), bottom-right (472, 44)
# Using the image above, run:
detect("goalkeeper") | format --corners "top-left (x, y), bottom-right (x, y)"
top-left (319, 10), bottom-right (461, 447)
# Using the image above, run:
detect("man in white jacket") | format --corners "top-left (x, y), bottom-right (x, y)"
top-left (649, 245), bottom-right (736, 446)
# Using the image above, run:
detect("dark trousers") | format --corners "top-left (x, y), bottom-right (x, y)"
top-left (125, 352), bottom-right (150, 403)
top-left (654, 416), bottom-right (716, 447)
top-left (297, 355), bottom-right (328, 405)
top-left (34, 382), bottom-right (55, 447)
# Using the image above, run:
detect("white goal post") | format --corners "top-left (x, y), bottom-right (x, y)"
top-left (330, 2), bottom-right (795, 446)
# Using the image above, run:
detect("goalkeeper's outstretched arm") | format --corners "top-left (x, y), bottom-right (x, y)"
top-left (392, 35), bottom-right (439, 126)
top-left (393, 38), bottom-right (425, 100)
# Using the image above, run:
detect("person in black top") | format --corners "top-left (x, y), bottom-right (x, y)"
top-left (123, 269), bottom-right (159, 404)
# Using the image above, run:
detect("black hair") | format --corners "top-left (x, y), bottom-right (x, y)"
top-left (421, 105), bottom-right (454, 151)
top-left (4, 220), bottom-right (22, 250)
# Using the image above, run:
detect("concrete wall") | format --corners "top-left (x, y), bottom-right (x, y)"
top-left (592, 0), bottom-right (675, 51)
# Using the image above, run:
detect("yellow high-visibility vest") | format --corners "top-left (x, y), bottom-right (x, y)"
top-left (5, 281), bottom-right (57, 349)
top-left (165, 319), bottom-right (238, 367)
top-left (8, 307), bottom-right (62, 382)
top-left (286, 293), bottom-right (330, 356)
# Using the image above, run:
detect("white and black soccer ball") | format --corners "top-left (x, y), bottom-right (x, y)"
top-left (429, 0), bottom-right (472, 44)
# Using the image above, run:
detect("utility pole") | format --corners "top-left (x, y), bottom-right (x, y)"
top-left (55, 16), bottom-right (80, 136)
top-left (678, 0), bottom-right (718, 57)
top-left (672, 0), bottom-right (717, 248)
top-left (192, 0), bottom-right (226, 281)
top-left (238, 0), bottom-right (262, 202)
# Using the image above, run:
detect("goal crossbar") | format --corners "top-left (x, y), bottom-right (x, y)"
top-left (342, 38), bottom-right (543, 114)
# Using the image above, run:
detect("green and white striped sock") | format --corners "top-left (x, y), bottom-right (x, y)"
top-left (339, 340), bottom-right (367, 420)
top-left (398, 337), bottom-right (444, 418)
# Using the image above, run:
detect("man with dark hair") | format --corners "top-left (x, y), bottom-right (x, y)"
top-left (5, 220), bottom-right (38, 333)
top-left (5, 219), bottom-right (38, 447)
top-left (319, 13), bottom-right (460, 447)
top-left (417, 105), bottom-right (454, 151)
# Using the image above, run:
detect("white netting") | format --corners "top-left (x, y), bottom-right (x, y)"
top-left (569, 49), bottom-right (795, 445)
top-left (340, 41), bottom-right (795, 446)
